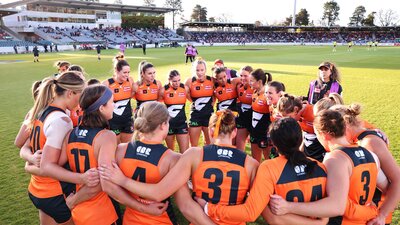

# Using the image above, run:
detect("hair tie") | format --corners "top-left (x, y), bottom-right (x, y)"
top-left (53, 79), bottom-right (58, 84)
top-left (85, 88), bottom-right (113, 113)
top-left (213, 111), bottom-right (238, 138)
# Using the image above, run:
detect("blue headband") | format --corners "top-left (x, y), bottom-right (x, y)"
top-left (85, 88), bottom-right (113, 113)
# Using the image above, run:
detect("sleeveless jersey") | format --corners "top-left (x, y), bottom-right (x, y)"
top-left (251, 91), bottom-right (270, 130)
top-left (28, 106), bottom-right (66, 198)
top-left (163, 83), bottom-right (187, 127)
top-left (337, 146), bottom-right (378, 225)
top-left (66, 127), bottom-right (118, 225)
top-left (189, 76), bottom-right (214, 118)
top-left (135, 80), bottom-right (159, 109)
top-left (269, 105), bottom-right (282, 122)
top-left (119, 141), bottom-right (177, 225)
top-left (207, 155), bottom-right (327, 222)
top-left (357, 130), bottom-right (392, 224)
top-left (192, 144), bottom-right (251, 225)
top-left (107, 78), bottom-right (133, 125)
top-left (214, 79), bottom-right (238, 111)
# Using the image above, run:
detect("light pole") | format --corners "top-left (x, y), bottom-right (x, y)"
top-left (292, 0), bottom-right (297, 26)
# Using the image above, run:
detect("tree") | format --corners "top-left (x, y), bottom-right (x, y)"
top-left (377, 9), bottom-right (399, 26)
top-left (209, 17), bottom-right (216, 22)
top-left (143, 0), bottom-right (155, 6)
top-left (284, 16), bottom-right (293, 26)
top-left (321, 1), bottom-right (340, 26)
top-left (255, 20), bottom-right (263, 27)
top-left (164, 0), bottom-right (183, 30)
top-left (362, 12), bottom-right (376, 26)
top-left (296, 8), bottom-right (310, 26)
top-left (190, 4), bottom-right (207, 22)
top-left (348, 6), bottom-right (366, 26)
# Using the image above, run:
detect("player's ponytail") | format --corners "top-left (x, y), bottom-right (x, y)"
top-left (251, 69), bottom-right (269, 86)
top-left (269, 118), bottom-right (317, 176)
top-left (24, 71), bottom-right (85, 128)
top-left (209, 109), bottom-right (237, 138)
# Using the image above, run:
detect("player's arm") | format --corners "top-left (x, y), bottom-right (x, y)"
top-left (363, 137), bottom-right (400, 223)
top-left (158, 86), bottom-right (165, 101)
top-left (41, 118), bottom-right (98, 186)
top-left (100, 146), bottom-right (198, 202)
top-left (15, 117), bottom-right (30, 148)
top-left (269, 151), bottom-right (350, 218)
top-left (263, 206), bottom-right (328, 225)
top-left (20, 138), bottom-right (41, 168)
top-left (185, 85), bottom-right (192, 102)
top-left (175, 185), bottom-right (216, 225)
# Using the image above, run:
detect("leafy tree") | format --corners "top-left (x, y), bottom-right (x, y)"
top-left (255, 20), bottom-right (262, 27)
top-left (284, 16), bottom-right (293, 26)
top-left (209, 17), bottom-right (216, 22)
top-left (296, 8), bottom-right (310, 26)
top-left (191, 4), bottom-right (208, 22)
top-left (348, 6), bottom-right (366, 26)
top-left (362, 12), bottom-right (376, 26)
top-left (164, 0), bottom-right (183, 29)
top-left (321, 1), bottom-right (340, 26)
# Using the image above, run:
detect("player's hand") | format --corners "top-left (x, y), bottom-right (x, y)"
top-left (269, 194), bottom-right (290, 215)
top-left (367, 213), bottom-right (385, 225)
top-left (30, 150), bottom-right (42, 167)
top-left (374, 129), bottom-right (389, 146)
top-left (99, 162), bottom-right (127, 186)
top-left (81, 168), bottom-right (100, 187)
top-left (194, 196), bottom-right (207, 209)
top-left (65, 192), bottom-right (76, 210)
top-left (142, 201), bottom-right (169, 216)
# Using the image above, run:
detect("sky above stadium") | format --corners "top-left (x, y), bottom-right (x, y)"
top-left (1, 0), bottom-right (399, 26)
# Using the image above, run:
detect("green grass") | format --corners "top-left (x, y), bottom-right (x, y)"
top-left (0, 45), bottom-right (399, 224)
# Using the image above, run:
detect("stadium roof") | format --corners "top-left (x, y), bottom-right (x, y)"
top-left (181, 22), bottom-right (255, 28)
top-left (0, 0), bottom-right (175, 14)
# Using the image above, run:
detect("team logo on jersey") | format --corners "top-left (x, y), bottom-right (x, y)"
top-left (78, 129), bottom-right (88, 137)
top-left (241, 103), bottom-right (251, 112)
top-left (114, 99), bottom-right (130, 116)
top-left (194, 97), bottom-right (211, 111)
top-left (218, 99), bottom-right (234, 110)
top-left (195, 86), bottom-right (200, 90)
top-left (252, 111), bottom-right (263, 128)
top-left (114, 89), bottom-right (119, 93)
top-left (143, 90), bottom-right (148, 94)
top-left (137, 146), bottom-right (151, 157)
top-left (168, 104), bottom-right (184, 118)
top-left (169, 93), bottom-right (174, 97)
top-left (217, 148), bottom-right (233, 159)
top-left (240, 92), bottom-right (243, 96)
top-left (355, 150), bottom-right (366, 159)
top-left (294, 165), bottom-right (306, 176)
top-left (218, 90), bottom-right (223, 95)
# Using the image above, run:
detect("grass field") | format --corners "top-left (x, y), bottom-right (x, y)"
top-left (0, 45), bottom-right (399, 224)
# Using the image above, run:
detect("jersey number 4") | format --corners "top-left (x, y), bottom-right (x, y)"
top-left (202, 168), bottom-right (240, 204)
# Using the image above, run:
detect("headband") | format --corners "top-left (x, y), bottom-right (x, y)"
top-left (85, 88), bottom-right (112, 113)
top-left (213, 111), bottom-right (238, 138)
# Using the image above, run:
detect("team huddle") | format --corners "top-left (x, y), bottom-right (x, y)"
top-left (14, 55), bottom-right (399, 225)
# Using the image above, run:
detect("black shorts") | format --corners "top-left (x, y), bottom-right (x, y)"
top-left (28, 192), bottom-right (71, 223)
top-left (189, 116), bottom-right (210, 127)
top-left (236, 114), bottom-right (251, 130)
top-left (168, 123), bottom-right (188, 135)
top-left (110, 119), bottom-right (134, 135)
top-left (250, 133), bottom-right (269, 149)
top-left (34, 53), bottom-right (39, 57)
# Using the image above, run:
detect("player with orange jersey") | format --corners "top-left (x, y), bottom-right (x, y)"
top-left (134, 61), bottom-right (162, 109)
top-left (159, 70), bottom-right (190, 153)
top-left (213, 66), bottom-right (240, 111)
top-left (235, 66), bottom-right (253, 151)
top-left (185, 59), bottom-right (215, 147)
top-left (19, 72), bottom-right (86, 225)
top-left (103, 56), bottom-right (135, 143)
top-left (249, 69), bottom-right (272, 162)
